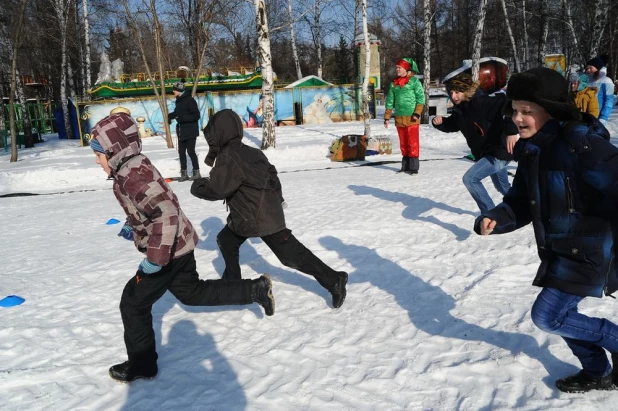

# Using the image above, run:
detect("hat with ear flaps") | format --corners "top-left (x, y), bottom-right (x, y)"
top-left (503, 67), bottom-right (581, 122)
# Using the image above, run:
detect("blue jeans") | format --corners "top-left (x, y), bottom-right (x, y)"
top-left (531, 287), bottom-right (618, 376)
top-left (462, 156), bottom-right (510, 214)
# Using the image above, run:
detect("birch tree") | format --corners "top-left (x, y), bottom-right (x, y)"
top-left (499, 0), bottom-right (520, 73)
top-left (471, 0), bottom-right (487, 81)
top-left (422, 0), bottom-right (431, 123)
top-left (520, 0), bottom-right (529, 71)
top-left (255, 0), bottom-right (276, 149)
top-left (121, 0), bottom-right (173, 148)
top-left (288, 0), bottom-right (302, 79)
top-left (589, 0), bottom-right (610, 58)
top-left (82, 0), bottom-right (92, 92)
top-left (538, 0), bottom-right (548, 67)
top-left (53, 0), bottom-right (73, 142)
top-left (312, 0), bottom-right (323, 78)
top-left (563, 0), bottom-right (582, 67)
top-left (360, 0), bottom-right (370, 138)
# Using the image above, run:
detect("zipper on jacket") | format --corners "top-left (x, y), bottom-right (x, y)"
top-left (565, 177), bottom-right (575, 214)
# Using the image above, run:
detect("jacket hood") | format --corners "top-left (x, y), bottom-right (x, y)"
top-left (91, 113), bottom-right (141, 172)
top-left (202, 109), bottom-right (243, 164)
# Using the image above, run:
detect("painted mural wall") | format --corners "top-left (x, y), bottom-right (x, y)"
top-left (77, 86), bottom-right (373, 146)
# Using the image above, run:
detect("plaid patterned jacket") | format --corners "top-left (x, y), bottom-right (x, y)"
top-left (92, 113), bottom-right (198, 266)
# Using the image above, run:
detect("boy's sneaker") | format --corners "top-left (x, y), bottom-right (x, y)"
top-left (330, 272), bottom-right (348, 309)
top-left (109, 361), bottom-right (158, 383)
top-left (555, 370), bottom-right (615, 393)
top-left (252, 274), bottom-right (275, 316)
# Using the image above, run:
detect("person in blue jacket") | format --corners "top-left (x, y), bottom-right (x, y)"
top-left (476, 67), bottom-right (618, 393)
top-left (585, 56), bottom-right (615, 126)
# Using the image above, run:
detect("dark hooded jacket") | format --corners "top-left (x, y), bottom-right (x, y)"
top-left (190, 109), bottom-right (286, 237)
top-left (474, 115), bottom-right (618, 298)
top-left (168, 92), bottom-right (200, 141)
top-left (433, 88), bottom-right (516, 161)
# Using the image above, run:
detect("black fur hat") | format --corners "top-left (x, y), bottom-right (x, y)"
top-left (504, 67), bottom-right (581, 122)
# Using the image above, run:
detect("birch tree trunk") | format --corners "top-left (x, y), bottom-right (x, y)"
top-left (314, 0), bottom-right (323, 78)
top-left (500, 0), bottom-right (520, 72)
top-left (82, 0), bottom-right (92, 93)
top-left (538, 0), bottom-right (548, 67)
top-left (255, 0), bottom-right (276, 149)
top-left (589, 0), bottom-right (610, 58)
top-left (521, 0), bottom-right (529, 70)
top-left (54, 0), bottom-right (73, 142)
top-left (471, 0), bottom-right (487, 81)
top-left (121, 0), bottom-right (173, 148)
top-left (361, 0), bottom-right (370, 138)
top-left (288, 0), bottom-right (302, 80)
top-left (422, 0), bottom-right (431, 123)
top-left (563, 0), bottom-right (582, 67)
top-left (15, 69), bottom-right (33, 147)
top-left (9, 0), bottom-right (29, 162)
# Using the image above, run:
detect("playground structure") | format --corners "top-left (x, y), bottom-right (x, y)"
top-left (1, 99), bottom-right (54, 150)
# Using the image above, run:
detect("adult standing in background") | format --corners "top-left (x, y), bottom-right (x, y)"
top-left (168, 81), bottom-right (201, 182)
top-left (585, 56), bottom-right (615, 126)
top-left (384, 58), bottom-right (425, 175)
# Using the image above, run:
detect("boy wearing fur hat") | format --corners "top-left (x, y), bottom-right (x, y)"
top-left (476, 67), bottom-right (618, 393)
top-left (585, 56), bottom-right (615, 125)
top-left (168, 80), bottom-right (201, 182)
top-left (384, 58), bottom-right (425, 174)
top-left (90, 111), bottom-right (275, 383)
top-left (432, 72), bottom-right (517, 214)
top-left (191, 109), bottom-right (348, 309)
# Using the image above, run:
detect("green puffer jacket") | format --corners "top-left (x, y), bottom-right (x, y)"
top-left (384, 75), bottom-right (425, 126)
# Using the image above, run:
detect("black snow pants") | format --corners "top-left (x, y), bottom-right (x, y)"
top-left (216, 226), bottom-right (340, 290)
top-left (119, 251), bottom-right (253, 367)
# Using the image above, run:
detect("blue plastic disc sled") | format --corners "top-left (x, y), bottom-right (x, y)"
top-left (106, 218), bottom-right (121, 225)
top-left (0, 295), bottom-right (25, 307)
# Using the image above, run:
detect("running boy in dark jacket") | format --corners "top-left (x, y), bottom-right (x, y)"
top-left (476, 67), bottom-right (618, 393)
top-left (432, 72), bottom-right (518, 214)
top-left (191, 109), bottom-right (348, 308)
top-left (90, 111), bottom-right (274, 383)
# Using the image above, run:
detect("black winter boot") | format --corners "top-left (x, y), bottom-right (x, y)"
top-left (251, 274), bottom-right (275, 316)
top-left (109, 361), bottom-right (158, 383)
top-left (191, 169), bottom-right (201, 180)
top-left (555, 370), bottom-right (615, 393)
top-left (406, 157), bottom-right (419, 175)
top-left (178, 169), bottom-right (189, 182)
top-left (398, 156), bottom-right (410, 173)
top-left (329, 272), bottom-right (348, 309)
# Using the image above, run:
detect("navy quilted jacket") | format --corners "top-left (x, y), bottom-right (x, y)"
top-left (474, 115), bottom-right (618, 297)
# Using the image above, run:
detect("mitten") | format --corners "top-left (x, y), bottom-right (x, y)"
top-left (139, 258), bottom-right (162, 274)
top-left (118, 223), bottom-right (134, 241)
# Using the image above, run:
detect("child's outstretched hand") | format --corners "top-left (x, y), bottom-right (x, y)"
top-left (479, 218), bottom-right (496, 235)
top-left (139, 258), bottom-right (162, 274)
top-left (118, 223), bottom-right (134, 241)
top-left (506, 134), bottom-right (519, 154)
top-left (432, 116), bottom-right (443, 126)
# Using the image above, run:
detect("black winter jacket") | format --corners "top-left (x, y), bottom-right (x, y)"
top-left (168, 93), bottom-right (200, 141)
top-left (190, 109), bottom-right (286, 237)
top-left (474, 116), bottom-right (618, 298)
top-left (433, 90), bottom-right (517, 161)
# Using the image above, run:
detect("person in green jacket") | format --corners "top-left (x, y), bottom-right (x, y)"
top-left (384, 58), bottom-right (426, 174)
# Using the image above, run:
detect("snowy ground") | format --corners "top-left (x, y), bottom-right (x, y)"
top-left (2, 107), bottom-right (618, 410)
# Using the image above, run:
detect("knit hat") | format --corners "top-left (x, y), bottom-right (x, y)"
top-left (504, 67), bottom-right (581, 121)
top-left (173, 81), bottom-right (186, 92)
top-left (90, 138), bottom-right (105, 153)
top-left (586, 57), bottom-right (604, 71)
top-left (396, 58), bottom-right (418, 74)
top-left (446, 72), bottom-right (476, 93)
